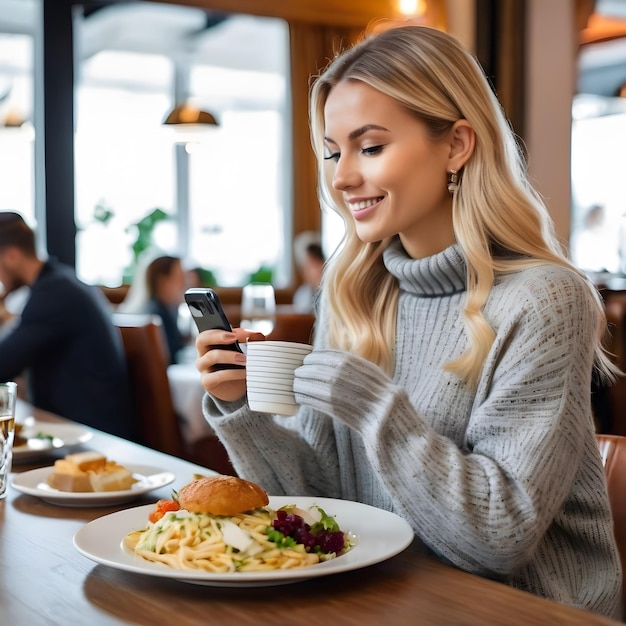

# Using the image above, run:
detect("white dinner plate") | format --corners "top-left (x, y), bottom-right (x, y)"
top-left (12, 419), bottom-right (93, 463)
top-left (11, 464), bottom-right (176, 507)
top-left (73, 496), bottom-right (414, 587)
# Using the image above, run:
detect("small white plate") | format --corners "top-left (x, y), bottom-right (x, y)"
top-left (73, 496), bottom-right (414, 587)
top-left (11, 464), bottom-right (175, 507)
top-left (12, 419), bottom-right (93, 463)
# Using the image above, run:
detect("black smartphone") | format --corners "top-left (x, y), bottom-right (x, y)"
top-left (184, 288), bottom-right (245, 369)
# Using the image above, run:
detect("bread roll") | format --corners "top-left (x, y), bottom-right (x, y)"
top-left (177, 476), bottom-right (269, 515)
top-left (89, 462), bottom-right (135, 492)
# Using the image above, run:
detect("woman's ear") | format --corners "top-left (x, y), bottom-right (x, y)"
top-left (447, 120), bottom-right (475, 171)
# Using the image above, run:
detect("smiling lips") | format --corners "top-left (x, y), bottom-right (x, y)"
top-left (347, 196), bottom-right (384, 215)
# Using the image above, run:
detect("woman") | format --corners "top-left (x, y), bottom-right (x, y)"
top-left (121, 253), bottom-right (187, 364)
top-left (195, 26), bottom-right (621, 617)
top-left (292, 231), bottom-right (326, 314)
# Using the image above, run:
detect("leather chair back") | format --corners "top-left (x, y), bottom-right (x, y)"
top-left (267, 313), bottom-right (316, 345)
top-left (602, 292), bottom-right (626, 434)
top-left (596, 434), bottom-right (626, 614)
top-left (112, 313), bottom-right (185, 458)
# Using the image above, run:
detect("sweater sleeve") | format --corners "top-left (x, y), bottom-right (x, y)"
top-left (292, 271), bottom-right (600, 577)
top-left (202, 393), bottom-right (342, 497)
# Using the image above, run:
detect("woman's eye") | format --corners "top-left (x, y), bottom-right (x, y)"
top-left (323, 151), bottom-right (340, 162)
top-left (362, 145), bottom-right (383, 156)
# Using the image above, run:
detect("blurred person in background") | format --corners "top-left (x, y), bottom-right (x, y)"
top-left (292, 231), bottom-right (326, 314)
top-left (570, 204), bottom-right (619, 274)
top-left (0, 211), bottom-right (136, 440)
top-left (120, 253), bottom-right (188, 364)
top-left (0, 283), bottom-right (29, 338)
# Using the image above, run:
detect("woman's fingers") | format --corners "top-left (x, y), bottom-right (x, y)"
top-left (192, 327), bottom-right (266, 401)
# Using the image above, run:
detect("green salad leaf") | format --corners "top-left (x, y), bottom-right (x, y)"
top-left (310, 507), bottom-right (340, 533)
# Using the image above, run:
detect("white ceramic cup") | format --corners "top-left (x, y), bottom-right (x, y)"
top-left (246, 340), bottom-right (313, 416)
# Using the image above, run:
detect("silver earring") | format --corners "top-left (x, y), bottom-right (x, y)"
top-left (447, 170), bottom-right (458, 196)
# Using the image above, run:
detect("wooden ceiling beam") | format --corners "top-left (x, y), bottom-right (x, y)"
top-left (150, 0), bottom-right (400, 27)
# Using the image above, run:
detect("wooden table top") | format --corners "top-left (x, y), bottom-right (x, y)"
top-left (1, 400), bottom-right (621, 626)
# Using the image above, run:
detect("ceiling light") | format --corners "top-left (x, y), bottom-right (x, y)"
top-left (163, 103), bottom-right (218, 126)
top-left (162, 103), bottom-right (219, 144)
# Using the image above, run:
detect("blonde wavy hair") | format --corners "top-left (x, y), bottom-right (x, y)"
top-left (310, 25), bottom-right (614, 387)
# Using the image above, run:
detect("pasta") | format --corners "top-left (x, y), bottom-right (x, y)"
top-left (125, 507), bottom-right (328, 573)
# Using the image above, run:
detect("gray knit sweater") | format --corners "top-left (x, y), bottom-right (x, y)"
top-left (202, 239), bottom-right (622, 618)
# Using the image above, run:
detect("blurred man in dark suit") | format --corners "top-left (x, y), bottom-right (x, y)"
top-left (0, 212), bottom-right (136, 440)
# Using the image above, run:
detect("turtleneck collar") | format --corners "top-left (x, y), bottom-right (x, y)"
top-left (382, 238), bottom-right (467, 297)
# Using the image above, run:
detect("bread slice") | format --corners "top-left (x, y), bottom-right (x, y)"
top-left (64, 451), bottom-right (107, 472)
top-left (47, 458), bottom-right (94, 492)
top-left (88, 462), bottom-right (136, 492)
top-left (46, 452), bottom-right (135, 493)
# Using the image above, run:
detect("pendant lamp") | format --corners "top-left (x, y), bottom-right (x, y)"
top-left (163, 103), bottom-right (218, 126)
top-left (162, 103), bottom-right (219, 143)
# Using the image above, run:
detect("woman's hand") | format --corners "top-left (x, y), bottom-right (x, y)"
top-left (195, 328), bottom-right (264, 401)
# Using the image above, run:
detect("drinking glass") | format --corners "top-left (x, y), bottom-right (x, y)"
top-left (240, 283), bottom-right (276, 335)
top-left (0, 381), bottom-right (17, 499)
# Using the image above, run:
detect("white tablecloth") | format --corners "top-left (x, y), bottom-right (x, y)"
top-left (167, 362), bottom-right (214, 444)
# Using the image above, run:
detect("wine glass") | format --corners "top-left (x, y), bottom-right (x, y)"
top-left (240, 283), bottom-right (276, 335)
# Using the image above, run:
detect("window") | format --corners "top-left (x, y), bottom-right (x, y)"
top-left (187, 23), bottom-right (291, 286)
top-left (0, 22), bottom-right (35, 225)
top-left (73, 4), bottom-right (291, 288)
top-left (570, 97), bottom-right (626, 274)
top-left (571, 0), bottom-right (626, 277)
top-left (75, 49), bottom-right (174, 285)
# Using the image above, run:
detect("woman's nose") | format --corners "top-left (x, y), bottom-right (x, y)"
top-left (332, 156), bottom-right (361, 191)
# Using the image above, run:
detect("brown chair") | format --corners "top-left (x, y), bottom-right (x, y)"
top-left (99, 284), bottom-right (130, 307)
top-left (218, 302), bottom-right (315, 345)
top-left (112, 313), bottom-right (237, 475)
top-left (267, 313), bottom-right (316, 344)
top-left (603, 292), bottom-right (626, 434)
top-left (112, 313), bottom-right (186, 458)
top-left (596, 434), bottom-right (626, 615)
